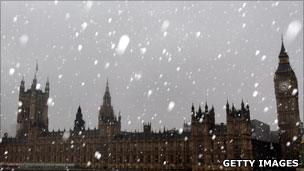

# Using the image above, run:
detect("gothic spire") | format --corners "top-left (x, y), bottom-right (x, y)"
top-left (31, 61), bottom-right (38, 89)
top-left (35, 59), bottom-right (38, 74)
top-left (232, 103), bottom-right (236, 111)
top-left (205, 101), bottom-right (208, 112)
top-left (191, 103), bottom-right (195, 114)
top-left (20, 75), bottom-right (25, 92)
top-left (34, 60), bottom-right (38, 80)
top-left (226, 100), bottom-right (230, 113)
top-left (280, 34), bottom-right (286, 55)
top-left (21, 75), bottom-right (25, 85)
top-left (106, 77), bottom-right (109, 91)
top-left (45, 77), bottom-right (50, 93)
top-left (198, 105), bottom-right (202, 114)
top-left (276, 35), bottom-right (292, 73)
top-left (278, 34), bottom-right (289, 64)
top-left (103, 79), bottom-right (111, 106)
top-left (77, 105), bottom-right (81, 113)
top-left (241, 99), bottom-right (245, 110)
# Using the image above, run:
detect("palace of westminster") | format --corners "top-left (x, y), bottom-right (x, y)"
top-left (0, 40), bottom-right (302, 171)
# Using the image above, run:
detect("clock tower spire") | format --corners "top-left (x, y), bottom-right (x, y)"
top-left (274, 37), bottom-right (301, 160)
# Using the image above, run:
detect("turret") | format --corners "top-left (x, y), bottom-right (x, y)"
top-left (45, 77), bottom-right (50, 95)
top-left (31, 61), bottom-right (38, 90)
top-left (231, 103), bottom-right (236, 112)
top-left (31, 75), bottom-right (37, 90)
top-left (20, 76), bottom-right (25, 93)
top-left (143, 122), bottom-right (152, 133)
top-left (191, 103), bottom-right (195, 114)
top-left (226, 100), bottom-right (230, 113)
top-left (74, 106), bottom-right (85, 132)
top-left (241, 99), bottom-right (245, 111)
top-left (197, 105), bottom-right (202, 118)
top-left (103, 79), bottom-right (111, 106)
top-left (204, 102), bottom-right (208, 112)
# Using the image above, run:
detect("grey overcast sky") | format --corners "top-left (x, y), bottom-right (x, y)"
top-left (1, 1), bottom-right (303, 136)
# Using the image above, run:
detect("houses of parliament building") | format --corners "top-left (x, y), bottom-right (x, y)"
top-left (0, 40), bottom-right (301, 171)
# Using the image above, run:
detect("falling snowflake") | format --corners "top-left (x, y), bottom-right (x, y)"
top-left (147, 90), bottom-right (153, 98)
top-left (104, 62), bottom-right (110, 69)
top-left (292, 89), bottom-right (298, 96)
top-left (252, 91), bottom-right (258, 97)
top-left (263, 107), bottom-right (269, 112)
top-left (9, 68), bottom-right (15, 75)
top-left (116, 35), bottom-right (130, 55)
top-left (161, 20), bottom-right (170, 32)
top-left (285, 20), bottom-right (302, 43)
top-left (255, 50), bottom-right (260, 56)
top-left (94, 151), bottom-right (101, 160)
top-left (94, 60), bottom-right (98, 65)
top-left (36, 83), bottom-right (41, 90)
top-left (47, 98), bottom-right (54, 106)
top-left (140, 47), bottom-right (147, 54)
top-left (62, 131), bottom-right (70, 141)
top-left (178, 128), bottom-right (183, 134)
top-left (167, 101), bottom-right (175, 112)
top-left (81, 22), bottom-right (88, 31)
top-left (261, 55), bottom-right (267, 61)
top-left (13, 15), bottom-right (18, 22)
top-left (19, 34), bottom-right (29, 45)
top-left (84, 1), bottom-right (93, 11)
top-left (134, 72), bottom-right (142, 81)
top-left (65, 13), bottom-right (70, 20)
top-left (78, 44), bottom-right (83, 51)
top-left (196, 31), bottom-right (201, 38)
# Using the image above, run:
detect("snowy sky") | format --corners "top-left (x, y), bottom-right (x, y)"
top-left (1, 1), bottom-right (303, 136)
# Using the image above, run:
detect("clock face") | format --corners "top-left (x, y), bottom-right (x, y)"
top-left (279, 81), bottom-right (289, 92)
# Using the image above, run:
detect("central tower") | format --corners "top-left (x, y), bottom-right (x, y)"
top-left (16, 63), bottom-right (49, 139)
top-left (98, 80), bottom-right (121, 137)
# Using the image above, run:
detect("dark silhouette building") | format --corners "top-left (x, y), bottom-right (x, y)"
top-left (0, 40), bottom-right (300, 171)
top-left (274, 38), bottom-right (301, 160)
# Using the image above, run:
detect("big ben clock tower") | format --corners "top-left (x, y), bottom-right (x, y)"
top-left (274, 37), bottom-right (301, 160)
